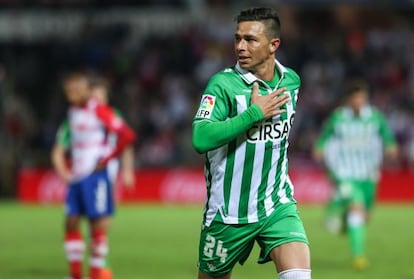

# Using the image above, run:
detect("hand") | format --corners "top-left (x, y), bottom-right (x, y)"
top-left (94, 160), bottom-right (107, 173)
top-left (121, 169), bottom-right (135, 189)
top-left (312, 149), bottom-right (324, 162)
top-left (385, 145), bottom-right (399, 160)
top-left (61, 171), bottom-right (74, 183)
top-left (250, 82), bottom-right (290, 120)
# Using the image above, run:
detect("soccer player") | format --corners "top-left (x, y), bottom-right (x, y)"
top-left (313, 80), bottom-right (398, 270)
top-left (51, 72), bottom-right (136, 279)
top-left (192, 7), bottom-right (311, 279)
top-left (54, 76), bottom-right (135, 189)
top-left (89, 76), bottom-right (135, 188)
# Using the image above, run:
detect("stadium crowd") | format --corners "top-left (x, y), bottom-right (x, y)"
top-left (0, 3), bottom-right (413, 195)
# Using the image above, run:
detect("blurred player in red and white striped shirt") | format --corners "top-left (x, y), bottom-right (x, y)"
top-left (51, 72), bottom-right (136, 279)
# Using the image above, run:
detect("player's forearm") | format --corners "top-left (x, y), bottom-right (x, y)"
top-left (101, 126), bottom-right (136, 165)
top-left (385, 144), bottom-right (399, 160)
top-left (192, 104), bottom-right (263, 153)
top-left (51, 144), bottom-right (72, 181)
top-left (120, 146), bottom-right (135, 187)
top-left (121, 146), bottom-right (135, 171)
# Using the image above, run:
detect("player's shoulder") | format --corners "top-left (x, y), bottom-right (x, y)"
top-left (331, 107), bottom-right (348, 120)
top-left (368, 106), bottom-right (387, 120)
top-left (58, 118), bottom-right (69, 129)
top-left (210, 66), bottom-right (238, 80)
top-left (85, 97), bottom-right (100, 110)
top-left (86, 97), bottom-right (113, 113)
top-left (368, 105), bottom-right (383, 115)
top-left (205, 66), bottom-right (240, 93)
top-left (282, 66), bottom-right (301, 86)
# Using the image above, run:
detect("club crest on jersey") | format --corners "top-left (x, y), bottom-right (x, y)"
top-left (196, 95), bottom-right (216, 119)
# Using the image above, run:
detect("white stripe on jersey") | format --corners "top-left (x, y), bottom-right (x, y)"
top-left (247, 125), bottom-right (265, 223)
top-left (227, 95), bottom-right (248, 223)
top-left (277, 152), bottom-right (290, 204)
top-left (264, 142), bottom-right (279, 216)
top-left (245, 83), bottom-right (274, 222)
top-left (205, 145), bottom-right (228, 226)
top-left (276, 89), bottom-right (294, 204)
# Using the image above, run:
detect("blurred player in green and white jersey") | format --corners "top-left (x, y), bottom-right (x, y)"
top-left (193, 7), bottom-right (310, 279)
top-left (51, 73), bottom-right (135, 279)
top-left (313, 80), bottom-right (398, 270)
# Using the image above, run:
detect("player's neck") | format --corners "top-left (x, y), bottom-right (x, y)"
top-left (72, 99), bottom-right (89, 107)
top-left (351, 107), bottom-right (363, 116)
top-left (252, 59), bottom-right (276, 81)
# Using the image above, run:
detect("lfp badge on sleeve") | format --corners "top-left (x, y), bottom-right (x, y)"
top-left (196, 95), bottom-right (216, 119)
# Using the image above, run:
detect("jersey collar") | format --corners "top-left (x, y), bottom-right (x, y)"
top-left (344, 105), bottom-right (372, 118)
top-left (235, 59), bottom-right (288, 85)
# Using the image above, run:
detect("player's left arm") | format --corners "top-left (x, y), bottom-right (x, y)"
top-left (95, 104), bottom-right (137, 166)
top-left (111, 108), bottom-right (135, 187)
top-left (51, 121), bottom-right (73, 182)
top-left (312, 112), bottom-right (335, 162)
top-left (377, 112), bottom-right (398, 160)
top-left (120, 145), bottom-right (135, 188)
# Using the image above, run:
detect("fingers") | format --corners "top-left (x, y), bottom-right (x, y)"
top-left (268, 89), bottom-right (290, 108)
top-left (269, 87), bottom-right (287, 96)
top-left (251, 84), bottom-right (291, 119)
top-left (122, 170), bottom-right (135, 188)
top-left (253, 84), bottom-right (286, 99)
top-left (267, 87), bottom-right (289, 104)
top-left (251, 82), bottom-right (259, 103)
top-left (252, 82), bottom-right (259, 94)
top-left (268, 90), bottom-right (290, 117)
top-left (274, 93), bottom-right (290, 106)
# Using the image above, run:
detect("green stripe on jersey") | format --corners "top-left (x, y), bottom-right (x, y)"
top-left (196, 60), bottom-right (300, 226)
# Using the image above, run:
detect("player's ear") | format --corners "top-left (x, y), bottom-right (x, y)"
top-left (269, 38), bottom-right (280, 53)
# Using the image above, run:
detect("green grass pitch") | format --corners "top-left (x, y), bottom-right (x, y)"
top-left (0, 202), bottom-right (413, 279)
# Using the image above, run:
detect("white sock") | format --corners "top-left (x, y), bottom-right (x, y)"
top-left (279, 268), bottom-right (311, 279)
top-left (347, 211), bottom-right (364, 227)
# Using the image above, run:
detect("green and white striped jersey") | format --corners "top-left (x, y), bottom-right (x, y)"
top-left (193, 60), bottom-right (300, 226)
top-left (315, 106), bottom-right (396, 182)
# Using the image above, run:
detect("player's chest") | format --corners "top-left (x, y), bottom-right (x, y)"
top-left (68, 108), bottom-right (104, 138)
top-left (227, 86), bottom-right (296, 118)
top-left (335, 120), bottom-right (379, 139)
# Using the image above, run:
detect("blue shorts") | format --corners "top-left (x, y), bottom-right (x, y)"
top-left (66, 169), bottom-right (114, 219)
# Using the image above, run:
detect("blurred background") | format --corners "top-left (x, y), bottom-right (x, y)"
top-left (0, 0), bottom-right (413, 199)
top-left (1, 1), bottom-right (414, 279)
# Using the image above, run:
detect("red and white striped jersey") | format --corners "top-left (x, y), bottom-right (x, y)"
top-left (68, 98), bottom-right (135, 180)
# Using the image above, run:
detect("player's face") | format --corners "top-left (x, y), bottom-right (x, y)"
top-left (64, 78), bottom-right (90, 106)
top-left (349, 90), bottom-right (368, 112)
top-left (234, 21), bottom-right (280, 73)
top-left (91, 86), bottom-right (108, 104)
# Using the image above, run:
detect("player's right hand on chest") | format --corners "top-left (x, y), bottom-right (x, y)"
top-left (251, 82), bottom-right (290, 119)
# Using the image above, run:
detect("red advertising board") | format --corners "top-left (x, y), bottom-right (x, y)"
top-left (17, 167), bottom-right (414, 204)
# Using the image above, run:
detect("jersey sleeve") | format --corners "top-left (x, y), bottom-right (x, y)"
top-left (377, 111), bottom-right (397, 148)
top-left (95, 103), bottom-right (136, 164)
top-left (194, 75), bottom-right (229, 122)
top-left (192, 74), bottom-right (264, 154)
top-left (55, 120), bottom-right (71, 149)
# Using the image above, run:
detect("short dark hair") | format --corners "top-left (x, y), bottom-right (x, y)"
top-left (346, 79), bottom-right (369, 96)
top-left (89, 75), bottom-right (110, 90)
top-left (236, 7), bottom-right (281, 39)
top-left (62, 71), bottom-right (88, 85)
